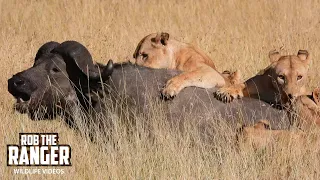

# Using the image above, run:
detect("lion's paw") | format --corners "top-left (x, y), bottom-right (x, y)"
top-left (214, 86), bottom-right (243, 103)
top-left (161, 79), bottom-right (183, 99)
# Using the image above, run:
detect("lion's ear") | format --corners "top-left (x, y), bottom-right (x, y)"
top-left (297, 50), bottom-right (311, 65)
top-left (236, 123), bottom-right (245, 134)
top-left (312, 88), bottom-right (320, 105)
top-left (152, 32), bottom-right (170, 46)
top-left (254, 120), bottom-right (271, 130)
top-left (269, 50), bottom-right (281, 63)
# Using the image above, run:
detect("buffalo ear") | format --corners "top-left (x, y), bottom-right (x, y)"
top-left (52, 41), bottom-right (100, 79)
top-left (269, 49), bottom-right (281, 63)
top-left (151, 32), bottom-right (170, 46)
top-left (312, 88), bottom-right (320, 105)
top-left (34, 41), bottom-right (60, 66)
top-left (297, 50), bottom-right (311, 65)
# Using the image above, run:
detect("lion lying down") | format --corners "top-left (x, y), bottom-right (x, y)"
top-left (290, 88), bottom-right (320, 128)
top-left (237, 119), bottom-right (320, 149)
top-left (215, 50), bottom-right (311, 107)
top-left (130, 32), bottom-right (238, 98)
top-left (238, 88), bottom-right (320, 148)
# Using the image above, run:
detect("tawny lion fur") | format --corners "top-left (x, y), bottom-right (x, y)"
top-left (237, 119), bottom-right (320, 149)
top-left (290, 88), bottom-right (320, 128)
top-left (130, 32), bottom-right (236, 97)
top-left (238, 89), bottom-right (320, 148)
top-left (215, 50), bottom-right (311, 107)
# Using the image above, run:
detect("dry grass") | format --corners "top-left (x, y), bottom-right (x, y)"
top-left (1, 0), bottom-right (320, 179)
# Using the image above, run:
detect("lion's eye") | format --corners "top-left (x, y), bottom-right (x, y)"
top-left (297, 75), bottom-right (303, 80)
top-left (141, 53), bottom-right (148, 58)
top-left (278, 75), bottom-right (285, 80)
top-left (141, 53), bottom-right (148, 60)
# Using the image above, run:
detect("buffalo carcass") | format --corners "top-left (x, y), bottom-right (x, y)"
top-left (7, 41), bottom-right (290, 133)
top-left (109, 64), bottom-right (290, 130)
top-left (8, 41), bottom-right (113, 124)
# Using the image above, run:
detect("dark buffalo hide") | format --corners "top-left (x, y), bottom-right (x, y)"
top-left (109, 64), bottom-right (290, 130)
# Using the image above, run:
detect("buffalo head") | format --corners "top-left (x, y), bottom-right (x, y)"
top-left (8, 41), bottom-right (113, 120)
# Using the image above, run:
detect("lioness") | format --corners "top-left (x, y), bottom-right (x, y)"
top-left (290, 88), bottom-right (320, 128)
top-left (236, 120), bottom-right (318, 149)
top-left (214, 50), bottom-right (311, 107)
top-left (130, 32), bottom-right (230, 97)
top-left (236, 88), bottom-right (320, 147)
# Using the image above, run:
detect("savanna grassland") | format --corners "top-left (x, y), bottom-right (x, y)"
top-left (1, 0), bottom-right (320, 179)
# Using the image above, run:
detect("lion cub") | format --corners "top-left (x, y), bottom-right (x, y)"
top-left (215, 50), bottom-right (311, 107)
top-left (130, 32), bottom-right (231, 98)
